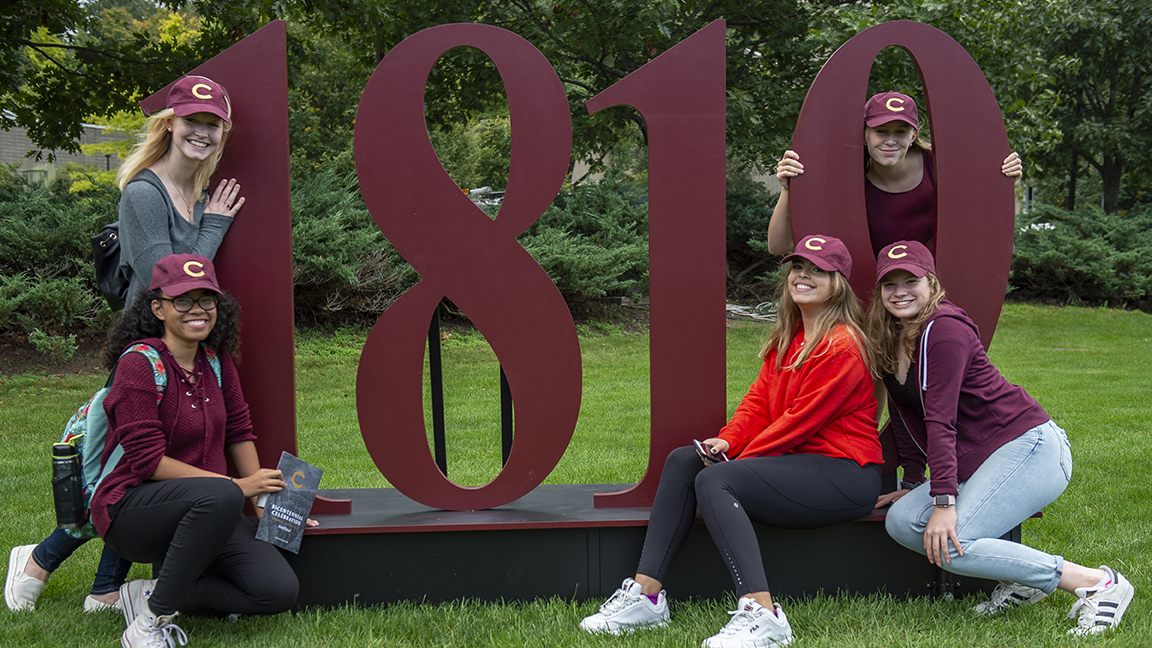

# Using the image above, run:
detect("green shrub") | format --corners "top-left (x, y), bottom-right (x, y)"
top-left (725, 169), bottom-right (781, 300)
top-left (28, 329), bottom-right (77, 364)
top-left (1010, 203), bottom-right (1152, 311)
top-left (518, 170), bottom-right (649, 302)
top-left (291, 167), bottom-right (418, 325)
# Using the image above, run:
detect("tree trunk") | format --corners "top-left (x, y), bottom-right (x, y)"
top-left (1067, 149), bottom-right (1078, 210)
top-left (1101, 153), bottom-right (1122, 214)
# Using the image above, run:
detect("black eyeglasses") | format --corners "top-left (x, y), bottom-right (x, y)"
top-left (157, 295), bottom-right (218, 312)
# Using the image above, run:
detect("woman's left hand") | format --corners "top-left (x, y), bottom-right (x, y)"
top-left (1001, 152), bottom-right (1023, 178)
top-left (306, 518), bottom-right (320, 527)
top-left (924, 505), bottom-right (962, 566)
top-left (205, 178), bottom-right (245, 217)
top-left (701, 438), bottom-right (730, 456)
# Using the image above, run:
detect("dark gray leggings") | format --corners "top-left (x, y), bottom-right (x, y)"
top-left (104, 477), bottom-right (298, 616)
top-left (637, 446), bottom-right (880, 595)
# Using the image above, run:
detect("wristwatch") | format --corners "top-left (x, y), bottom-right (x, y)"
top-left (933, 494), bottom-right (956, 508)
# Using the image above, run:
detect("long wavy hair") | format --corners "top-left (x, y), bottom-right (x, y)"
top-left (760, 266), bottom-right (873, 376)
top-left (865, 272), bottom-right (946, 376)
top-left (102, 289), bottom-right (242, 369)
top-left (116, 105), bottom-right (232, 201)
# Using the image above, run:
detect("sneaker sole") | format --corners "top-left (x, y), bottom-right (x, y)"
top-left (585, 618), bottom-right (669, 635)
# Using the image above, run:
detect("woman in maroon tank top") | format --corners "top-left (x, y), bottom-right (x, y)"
top-left (767, 92), bottom-right (1022, 256)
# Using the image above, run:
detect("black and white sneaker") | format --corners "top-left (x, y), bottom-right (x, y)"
top-left (1067, 566), bottom-right (1134, 636)
top-left (579, 578), bottom-right (669, 634)
top-left (973, 582), bottom-right (1048, 616)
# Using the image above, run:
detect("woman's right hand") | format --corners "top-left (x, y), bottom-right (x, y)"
top-left (205, 178), bottom-right (245, 217)
top-left (236, 468), bottom-right (286, 498)
top-left (775, 150), bottom-right (804, 190)
top-left (875, 489), bottom-right (909, 508)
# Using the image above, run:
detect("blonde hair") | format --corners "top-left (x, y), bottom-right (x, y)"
top-left (760, 266), bottom-right (874, 376)
top-left (865, 272), bottom-right (946, 376)
top-left (116, 108), bottom-right (232, 200)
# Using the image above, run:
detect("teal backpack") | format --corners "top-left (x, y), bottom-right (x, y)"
top-left (59, 343), bottom-right (221, 539)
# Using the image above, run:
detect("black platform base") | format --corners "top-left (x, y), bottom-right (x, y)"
top-left (287, 484), bottom-right (1008, 608)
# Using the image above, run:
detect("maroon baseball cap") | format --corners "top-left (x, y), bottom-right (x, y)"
top-left (150, 254), bottom-right (222, 295)
top-left (781, 234), bottom-right (853, 280)
top-left (166, 75), bottom-right (231, 123)
top-left (875, 240), bottom-right (935, 283)
top-left (864, 91), bottom-right (918, 129)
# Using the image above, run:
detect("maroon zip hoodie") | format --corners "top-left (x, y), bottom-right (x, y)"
top-left (886, 301), bottom-right (1050, 497)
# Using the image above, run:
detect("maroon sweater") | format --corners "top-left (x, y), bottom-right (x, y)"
top-left (91, 338), bottom-right (256, 537)
top-left (885, 302), bottom-right (1049, 497)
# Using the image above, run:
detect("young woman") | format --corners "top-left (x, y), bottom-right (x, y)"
top-left (117, 74), bottom-right (245, 309)
top-left (868, 240), bottom-right (1133, 636)
top-left (5, 75), bottom-right (245, 615)
top-left (580, 235), bottom-right (881, 648)
top-left (91, 254), bottom-right (306, 647)
top-left (767, 91), bottom-right (1022, 255)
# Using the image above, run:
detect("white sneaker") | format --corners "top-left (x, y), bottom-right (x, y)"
top-left (84, 593), bottom-right (124, 613)
top-left (120, 601), bottom-right (187, 648)
top-left (579, 578), bottom-right (670, 634)
top-left (5, 544), bottom-right (47, 611)
top-left (702, 597), bottom-right (793, 648)
top-left (973, 582), bottom-right (1049, 615)
top-left (1067, 566), bottom-right (1134, 636)
top-left (120, 578), bottom-right (158, 627)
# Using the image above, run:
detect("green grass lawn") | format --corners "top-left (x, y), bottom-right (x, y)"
top-left (2, 303), bottom-right (1151, 646)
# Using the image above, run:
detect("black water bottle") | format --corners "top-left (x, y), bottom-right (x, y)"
top-left (51, 443), bottom-right (85, 529)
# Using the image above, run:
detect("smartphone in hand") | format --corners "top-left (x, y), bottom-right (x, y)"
top-left (693, 438), bottom-right (729, 465)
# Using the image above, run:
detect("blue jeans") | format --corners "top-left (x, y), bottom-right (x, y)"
top-left (886, 420), bottom-right (1072, 594)
top-left (31, 528), bottom-right (133, 595)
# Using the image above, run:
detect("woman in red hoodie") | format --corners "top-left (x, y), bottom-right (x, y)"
top-left (580, 235), bottom-right (882, 648)
top-left (868, 240), bottom-right (1133, 636)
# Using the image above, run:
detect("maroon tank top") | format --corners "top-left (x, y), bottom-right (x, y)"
top-left (864, 151), bottom-right (935, 255)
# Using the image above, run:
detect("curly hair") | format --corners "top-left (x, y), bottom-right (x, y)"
top-left (102, 289), bottom-right (242, 369)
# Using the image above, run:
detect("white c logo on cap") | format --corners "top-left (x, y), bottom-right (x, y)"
top-left (191, 83), bottom-right (214, 99)
top-left (888, 245), bottom-right (909, 259)
top-left (804, 237), bottom-right (826, 251)
top-left (183, 261), bottom-right (206, 277)
top-left (885, 97), bottom-right (905, 112)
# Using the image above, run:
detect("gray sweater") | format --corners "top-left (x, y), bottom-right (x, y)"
top-left (118, 169), bottom-right (233, 308)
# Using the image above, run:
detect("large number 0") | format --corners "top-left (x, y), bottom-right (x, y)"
top-left (790, 21), bottom-right (1015, 347)
top-left (354, 24), bottom-right (582, 511)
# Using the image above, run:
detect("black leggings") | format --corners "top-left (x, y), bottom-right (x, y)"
top-left (637, 446), bottom-right (880, 595)
top-left (104, 477), bottom-right (298, 616)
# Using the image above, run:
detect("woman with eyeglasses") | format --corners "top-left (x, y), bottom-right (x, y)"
top-left (7, 76), bottom-right (245, 618)
top-left (86, 254), bottom-right (307, 647)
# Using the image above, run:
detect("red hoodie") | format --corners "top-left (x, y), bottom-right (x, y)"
top-left (719, 324), bottom-right (881, 465)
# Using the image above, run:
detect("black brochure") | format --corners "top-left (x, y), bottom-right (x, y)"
top-left (255, 452), bottom-right (322, 554)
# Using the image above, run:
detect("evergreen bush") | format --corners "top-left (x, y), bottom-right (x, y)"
top-left (1010, 203), bottom-right (1152, 311)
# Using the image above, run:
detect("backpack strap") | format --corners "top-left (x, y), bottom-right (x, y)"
top-left (91, 344), bottom-right (168, 494)
top-left (203, 346), bottom-right (223, 387)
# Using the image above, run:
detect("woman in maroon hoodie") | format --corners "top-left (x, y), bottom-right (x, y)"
top-left (867, 240), bottom-right (1133, 636)
top-left (92, 254), bottom-right (304, 647)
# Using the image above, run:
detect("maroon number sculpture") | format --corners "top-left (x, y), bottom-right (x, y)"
top-left (589, 20), bottom-right (728, 507)
top-left (790, 20), bottom-right (1014, 347)
top-left (354, 24), bottom-right (582, 510)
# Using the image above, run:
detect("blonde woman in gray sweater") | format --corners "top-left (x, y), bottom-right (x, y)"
top-left (116, 75), bottom-right (245, 308)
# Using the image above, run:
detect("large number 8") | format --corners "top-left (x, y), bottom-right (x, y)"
top-left (354, 24), bottom-right (582, 511)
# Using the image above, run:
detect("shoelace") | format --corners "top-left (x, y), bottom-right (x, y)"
top-left (146, 620), bottom-right (189, 648)
top-left (599, 588), bottom-right (640, 614)
top-left (1066, 594), bottom-right (1099, 629)
top-left (987, 585), bottom-right (1016, 608)
top-left (718, 607), bottom-right (757, 636)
